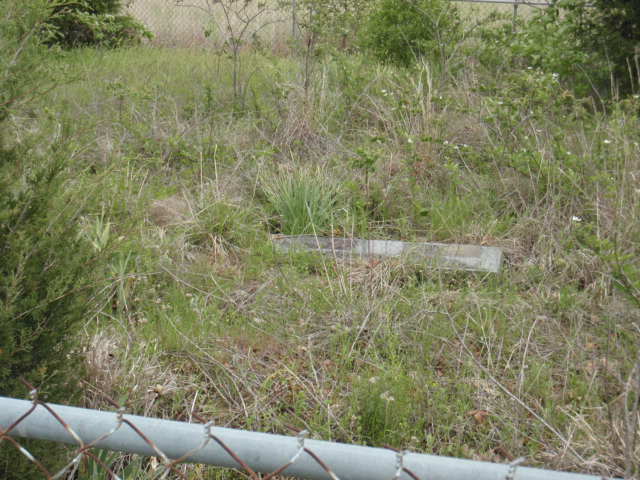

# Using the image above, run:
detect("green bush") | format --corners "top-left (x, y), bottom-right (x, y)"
top-left (1, 1), bottom-right (98, 476)
top-left (49, 0), bottom-right (151, 48)
top-left (481, 1), bottom-right (640, 97)
top-left (297, 0), bottom-right (373, 51)
top-left (359, 0), bottom-right (461, 67)
top-left (0, 0), bottom-right (61, 129)
top-left (478, 8), bottom-right (607, 98)
top-left (562, 0), bottom-right (640, 94)
top-left (0, 149), bottom-right (93, 398)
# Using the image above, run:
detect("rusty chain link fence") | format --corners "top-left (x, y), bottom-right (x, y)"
top-left (0, 381), bottom-right (614, 480)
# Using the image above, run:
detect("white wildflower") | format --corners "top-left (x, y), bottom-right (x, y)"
top-left (379, 391), bottom-right (395, 403)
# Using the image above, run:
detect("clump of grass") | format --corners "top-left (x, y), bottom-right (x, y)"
top-left (261, 166), bottom-right (343, 235)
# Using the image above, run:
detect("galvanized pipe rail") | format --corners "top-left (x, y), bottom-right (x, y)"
top-left (450, 0), bottom-right (550, 6)
top-left (0, 396), bottom-right (615, 480)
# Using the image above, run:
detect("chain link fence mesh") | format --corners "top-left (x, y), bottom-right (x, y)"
top-left (123, 0), bottom-right (551, 48)
top-left (123, 0), bottom-right (290, 48)
top-left (1, 381), bottom-right (601, 480)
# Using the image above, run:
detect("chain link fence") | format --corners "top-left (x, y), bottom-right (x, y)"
top-left (123, 0), bottom-right (553, 48)
top-left (124, 0), bottom-right (289, 48)
top-left (0, 381), bottom-right (614, 480)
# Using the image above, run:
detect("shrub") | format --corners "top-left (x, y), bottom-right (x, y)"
top-left (49, 0), bottom-right (151, 48)
top-left (477, 8), bottom-right (606, 98)
top-left (0, 150), bottom-right (93, 398)
top-left (359, 0), bottom-right (461, 67)
top-left (0, 0), bottom-right (61, 129)
top-left (297, 0), bottom-right (373, 51)
top-left (562, 0), bottom-right (640, 94)
top-left (483, 1), bottom-right (640, 97)
top-left (1, 1), bottom-right (98, 476)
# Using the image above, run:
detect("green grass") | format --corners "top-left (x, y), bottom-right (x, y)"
top-left (8, 12), bottom-right (640, 478)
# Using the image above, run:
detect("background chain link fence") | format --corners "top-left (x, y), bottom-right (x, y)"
top-left (124, 0), bottom-right (290, 48)
top-left (123, 0), bottom-right (551, 48)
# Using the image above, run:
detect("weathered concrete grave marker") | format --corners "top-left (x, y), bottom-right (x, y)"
top-left (272, 235), bottom-right (503, 273)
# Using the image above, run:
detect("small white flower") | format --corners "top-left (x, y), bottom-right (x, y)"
top-left (369, 376), bottom-right (379, 384)
top-left (379, 391), bottom-right (395, 403)
top-left (603, 139), bottom-right (612, 144)
top-left (552, 73), bottom-right (559, 80)
top-left (407, 137), bottom-right (413, 144)
top-left (571, 216), bottom-right (582, 222)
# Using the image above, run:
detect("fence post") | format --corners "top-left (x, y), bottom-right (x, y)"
top-left (291, 0), bottom-right (297, 38)
top-left (512, 0), bottom-right (520, 32)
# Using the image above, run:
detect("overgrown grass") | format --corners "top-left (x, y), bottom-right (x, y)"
top-left (9, 7), bottom-right (639, 478)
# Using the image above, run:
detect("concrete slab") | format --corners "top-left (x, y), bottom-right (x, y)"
top-left (272, 235), bottom-right (503, 273)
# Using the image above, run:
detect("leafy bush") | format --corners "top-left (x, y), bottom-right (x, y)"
top-left (359, 0), bottom-right (461, 67)
top-left (478, 8), bottom-right (607, 98)
top-left (49, 0), bottom-right (151, 48)
top-left (480, 1), bottom-right (640, 97)
top-left (297, 0), bottom-right (373, 51)
top-left (561, 0), bottom-right (640, 94)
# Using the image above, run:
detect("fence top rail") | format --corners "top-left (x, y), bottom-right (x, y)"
top-left (450, 0), bottom-right (551, 5)
top-left (0, 396), bottom-right (618, 480)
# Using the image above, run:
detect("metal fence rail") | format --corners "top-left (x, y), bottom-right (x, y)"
top-left (450, 0), bottom-right (550, 5)
top-left (0, 391), bottom-right (616, 480)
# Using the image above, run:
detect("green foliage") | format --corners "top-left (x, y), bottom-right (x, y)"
top-left (0, 0), bottom-right (61, 130)
top-left (297, 0), bottom-right (373, 51)
top-left (188, 201), bottom-right (265, 250)
top-left (0, 149), bottom-right (93, 397)
top-left (261, 168), bottom-right (342, 235)
top-left (355, 370), bottom-right (422, 446)
top-left (564, 0), bottom-right (640, 93)
top-left (49, 0), bottom-right (151, 48)
top-left (481, 1), bottom-right (640, 97)
top-left (359, 0), bottom-right (461, 67)
top-left (0, 144), bottom-right (96, 478)
top-left (478, 8), bottom-right (606, 98)
top-left (0, 2), bottom-right (97, 476)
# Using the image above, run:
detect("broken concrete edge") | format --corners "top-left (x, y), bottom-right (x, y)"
top-left (271, 235), bottom-right (503, 273)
